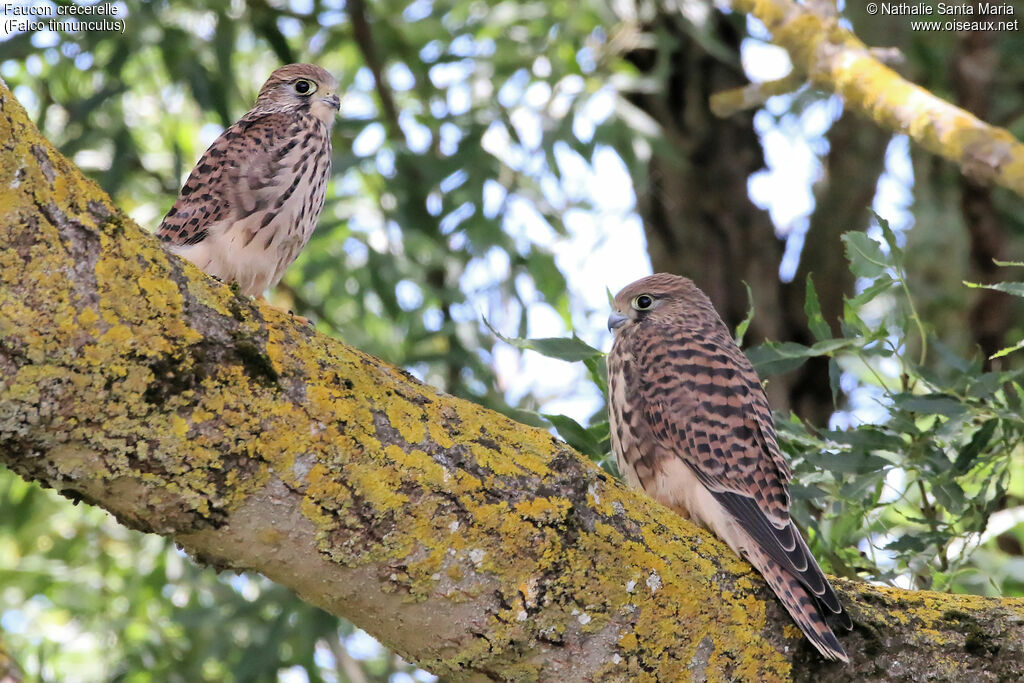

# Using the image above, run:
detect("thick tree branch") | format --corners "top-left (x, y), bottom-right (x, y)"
top-left (727, 0), bottom-right (1024, 197)
top-left (2, 81), bottom-right (1024, 681)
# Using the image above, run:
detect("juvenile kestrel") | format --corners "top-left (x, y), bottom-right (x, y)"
top-left (158, 64), bottom-right (340, 298)
top-left (607, 273), bottom-right (850, 662)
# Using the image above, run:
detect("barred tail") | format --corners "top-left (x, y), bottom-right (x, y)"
top-left (746, 544), bottom-right (849, 662)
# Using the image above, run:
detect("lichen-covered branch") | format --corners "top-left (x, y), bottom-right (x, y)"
top-left (726, 0), bottom-right (1024, 197)
top-left (2, 80), bottom-right (1023, 681)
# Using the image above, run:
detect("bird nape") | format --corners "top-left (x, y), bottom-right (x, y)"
top-left (607, 272), bottom-right (851, 663)
top-left (156, 63), bottom-right (341, 317)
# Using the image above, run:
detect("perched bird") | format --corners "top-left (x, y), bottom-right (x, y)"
top-left (607, 273), bottom-right (851, 662)
top-left (158, 63), bottom-right (340, 299)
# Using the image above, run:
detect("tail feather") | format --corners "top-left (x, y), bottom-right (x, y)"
top-left (791, 530), bottom-right (849, 622)
top-left (747, 544), bottom-right (849, 662)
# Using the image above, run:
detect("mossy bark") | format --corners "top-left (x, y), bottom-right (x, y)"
top-left (2, 80), bottom-right (1024, 681)
top-left (727, 0), bottom-right (1024, 198)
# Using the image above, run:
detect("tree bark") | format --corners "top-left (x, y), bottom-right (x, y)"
top-left (952, 18), bottom-right (1019, 367)
top-left (3, 79), bottom-right (1024, 681)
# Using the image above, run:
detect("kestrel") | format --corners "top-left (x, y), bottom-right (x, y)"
top-left (607, 273), bottom-right (850, 662)
top-left (158, 64), bottom-right (340, 299)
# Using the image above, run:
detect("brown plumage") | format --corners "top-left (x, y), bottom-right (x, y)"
top-left (158, 64), bottom-right (340, 297)
top-left (607, 273), bottom-right (850, 662)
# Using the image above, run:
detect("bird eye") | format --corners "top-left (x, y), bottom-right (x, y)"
top-left (632, 294), bottom-right (654, 310)
top-left (293, 79), bottom-right (317, 95)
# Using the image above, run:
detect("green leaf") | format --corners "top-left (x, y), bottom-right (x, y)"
top-left (808, 451), bottom-right (894, 474)
top-left (804, 275), bottom-right (832, 342)
top-left (874, 212), bottom-right (903, 264)
top-left (990, 337), bottom-right (1024, 360)
top-left (967, 371), bottom-right (1016, 400)
top-left (838, 470), bottom-right (886, 499)
top-left (930, 338), bottom-right (974, 375)
top-left (584, 355), bottom-right (608, 395)
top-left (828, 357), bottom-right (842, 406)
top-left (932, 480), bottom-right (967, 515)
top-left (525, 249), bottom-right (569, 323)
top-left (734, 281), bottom-right (755, 346)
top-left (885, 535), bottom-right (929, 553)
top-left (824, 426), bottom-right (906, 454)
top-left (1007, 381), bottom-right (1024, 411)
top-left (842, 232), bottom-right (890, 279)
top-left (845, 274), bottom-right (895, 311)
top-left (789, 483), bottom-right (829, 501)
top-left (952, 420), bottom-right (998, 474)
top-left (484, 319), bottom-right (603, 362)
top-left (543, 413), bottom-right (604, 458)
top-left (893, 394), bottom-right (968, 419)
top-left (747, 338), bottom-right (852, 376)
top-left (809, 338), bottom-right (858, 355)
top-left (746, 341), bottom-right (812, 376)
top-left (519, 335), bottom-right (603, 362)
top-left (963, 280), bottom-right (1024, 298)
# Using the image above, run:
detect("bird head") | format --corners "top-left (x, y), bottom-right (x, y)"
top-left (608, 273), bottom-right (713, 334)
top-left (255, 63), bottom-right (341, 126)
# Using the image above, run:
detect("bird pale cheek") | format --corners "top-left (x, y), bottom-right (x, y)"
top-left (311, 100), bottom-right (340, 126)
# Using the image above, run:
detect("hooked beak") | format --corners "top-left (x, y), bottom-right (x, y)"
top-left (322, 94), bottom-right (341, 111)
top-left (607, 312), bottom-right (628, 332)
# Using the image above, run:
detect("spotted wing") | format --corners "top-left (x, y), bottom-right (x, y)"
top-left (156, 112), bottom-right (298, 247)
top-left (632, 321), bottom-right (847, 620)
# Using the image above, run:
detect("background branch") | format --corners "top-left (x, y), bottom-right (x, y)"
top-left (727, 0), bottom-right (1024, 197)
